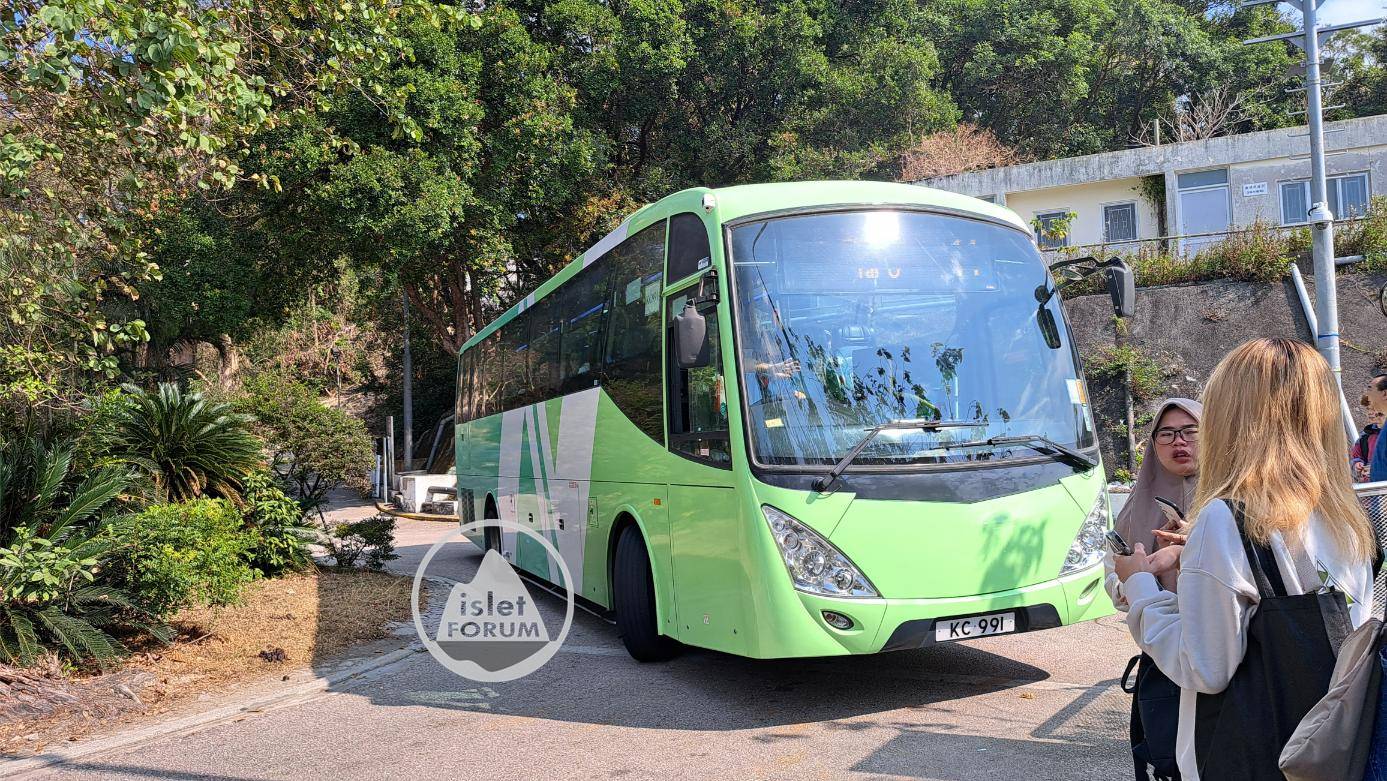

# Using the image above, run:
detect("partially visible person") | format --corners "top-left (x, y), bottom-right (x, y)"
top-left (1352, 392), bottom-right (1382, 483)
top-left (1105, 398), bottom-right (1202, 607)
top-left (1106, 399), bottom-right (1202, 781)
top-left (1115, 337), bottom-right (1376, 781)
top-left (1369, 375), bottom-right (1387, 482)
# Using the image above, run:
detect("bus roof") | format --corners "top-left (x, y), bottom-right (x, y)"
top-left (461, 181), bottom-right (1027, 351)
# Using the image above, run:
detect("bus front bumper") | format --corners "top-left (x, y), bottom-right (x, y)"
top-left (785, 561), bottom-right (1112, 656)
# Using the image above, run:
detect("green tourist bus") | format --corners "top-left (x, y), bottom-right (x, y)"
top-left (454, 180), bottom-right (1132, 661)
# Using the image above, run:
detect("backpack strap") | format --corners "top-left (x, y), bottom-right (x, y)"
top-left (1224, 499), bottom-right (1288, 598)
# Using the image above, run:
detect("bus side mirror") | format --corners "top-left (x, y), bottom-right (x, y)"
top-left (1106, 259), bottom-right (1135, 318)
top-left (675, 302), bottom-right (712, 368)
top-left (1378, 283), bottom-right (1387, 318)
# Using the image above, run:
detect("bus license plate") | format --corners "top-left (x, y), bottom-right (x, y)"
top-left (934, 612), bottom-right (1016, 642)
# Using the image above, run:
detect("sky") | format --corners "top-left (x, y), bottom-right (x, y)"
top-left (1317, 0), bottom-right (1386, 25)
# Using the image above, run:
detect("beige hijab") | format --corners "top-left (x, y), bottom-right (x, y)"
top-left (1116, 398), bottom-right (1202, 562)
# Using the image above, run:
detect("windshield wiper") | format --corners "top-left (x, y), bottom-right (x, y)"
top-left (814, 420), bottom-right (981, 493)
top-left (939, 434), bottom-right (1097, 472)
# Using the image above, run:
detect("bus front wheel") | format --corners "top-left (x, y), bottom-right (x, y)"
top-left (614, 526), bottom-right (679, 662)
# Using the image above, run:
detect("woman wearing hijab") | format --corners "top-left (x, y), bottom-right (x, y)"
top-left (1106, 397), bottom-right (1203, 607)
top-left (1107, 398), bottom-right (1202, 781)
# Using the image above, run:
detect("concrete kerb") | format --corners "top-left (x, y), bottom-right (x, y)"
top-left (0, 577), bottom-right (462, 780)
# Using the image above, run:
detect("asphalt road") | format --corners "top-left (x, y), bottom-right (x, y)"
top-left (15, 509), bottom-right (1142, 781)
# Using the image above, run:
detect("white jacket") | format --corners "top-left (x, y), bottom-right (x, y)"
top-left (1123, 500), bottom-right (1373, 781)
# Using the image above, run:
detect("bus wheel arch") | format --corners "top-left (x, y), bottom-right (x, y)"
top-left (610, 514), bottom-right (679, 662)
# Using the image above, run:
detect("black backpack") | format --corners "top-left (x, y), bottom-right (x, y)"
top-left (1192, 501), bottom-right (1353, 780)
top-left (1123, 651), bottom-right (1182, 781)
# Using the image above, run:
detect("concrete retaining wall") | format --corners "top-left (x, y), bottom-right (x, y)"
top-left (1063, 269), bottom-right (1387, 477)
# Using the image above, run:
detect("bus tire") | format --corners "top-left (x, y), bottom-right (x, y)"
top-left (482, 497), bottom-right (501, 553)
top-left (614, 526), bottom-right (679, 662)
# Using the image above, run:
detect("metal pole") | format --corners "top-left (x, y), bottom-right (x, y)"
top-left (1301, 0), bottom-right (1342, 396)
top-left (386, 415), bottom-right (395, 488)
top-left (401, 292), bottom-right (415, 471)
top-left (1289, 263), bottom-right (1358, 442)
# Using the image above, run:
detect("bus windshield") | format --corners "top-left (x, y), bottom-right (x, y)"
top-left (729, 209), bottom-right (1095, 468)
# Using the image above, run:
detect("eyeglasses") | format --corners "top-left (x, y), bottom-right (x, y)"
top-left (1153, 426), bottom-right (1199, 445)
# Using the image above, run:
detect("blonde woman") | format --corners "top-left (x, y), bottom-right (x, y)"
top-left (1114, 337), bottom-right (1377, 781)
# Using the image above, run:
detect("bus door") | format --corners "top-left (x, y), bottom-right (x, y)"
top-left (665, 286), bottom-right (747, 651)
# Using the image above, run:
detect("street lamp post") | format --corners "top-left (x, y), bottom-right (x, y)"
top-left (1243, 0), bottom-right (1383, 441)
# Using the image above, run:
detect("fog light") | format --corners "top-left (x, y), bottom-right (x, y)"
top-left (821, 611), bottom-right (854, 630)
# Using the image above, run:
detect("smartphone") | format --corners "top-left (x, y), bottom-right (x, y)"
top-left (1105, 529), bottom-right (1133, 556)
top-left (1153, 496), bottom-right (1185, 525)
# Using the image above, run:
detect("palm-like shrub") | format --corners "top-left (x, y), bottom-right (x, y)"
top-left (112, 383), bottom-right (263, 502)
top-left (0, 441), bottom-right (167, 665)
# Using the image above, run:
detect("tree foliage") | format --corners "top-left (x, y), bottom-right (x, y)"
top-left (0, 0), bottom-right (461, 424)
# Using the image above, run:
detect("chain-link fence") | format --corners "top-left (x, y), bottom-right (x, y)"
top-left (1357, 480), bottom-right (1387, 616)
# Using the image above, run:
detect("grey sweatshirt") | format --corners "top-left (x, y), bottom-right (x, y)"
top-left (1124, 500), bottom-right (1373, 781)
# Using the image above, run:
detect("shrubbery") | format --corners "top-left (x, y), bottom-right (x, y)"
top-left (107, 500), bottom-right (257, 619)
top-left (1061, 202), bottom-right (1387, 296)
top-left (110, 383), bottom-right (263, 502)
top-left (319, 514), bottom-right (398, 571)
top-left (235, 372), bottom-right (374, 514)
top-left (0, 440), bottom-right (166, 665)
top-left (241, 471), bottom-right (313, 578)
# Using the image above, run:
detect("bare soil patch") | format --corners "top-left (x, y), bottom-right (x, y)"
top-left (1, 568), bottom-right (416, 756)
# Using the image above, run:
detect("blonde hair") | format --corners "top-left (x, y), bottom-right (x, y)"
top-left (1193, 338), bottom-right (1375, 559)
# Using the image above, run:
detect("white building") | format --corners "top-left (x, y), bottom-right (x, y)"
top-left (920, 114), bottom-right (1387, 255)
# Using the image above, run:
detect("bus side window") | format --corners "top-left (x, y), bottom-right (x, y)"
top-left (526, 296), bottom-right (561, 404)
top-left (667, 293), bottom-right (731, 466)
top-left (558, 261), bottom-right (609, 394)
top-left (477, 330), bottom-right (502, 418)
top-left (666, 212), bottom-right (712, 284)
top-left (601, 221), bottom-right (667, 443)
top-left (499, 309), bottom-right (531, 412)
top-left (457, 349), bottom-right (472, 422)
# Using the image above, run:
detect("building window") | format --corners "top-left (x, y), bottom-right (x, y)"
top-left (1280, 181), bottom-right (1309, 226)
top-left (1034, 210), bottom-right (1071, 249)
top-left (1103, 203), bottom-right (1138, 243)
top-left (1280, 173), bottom-right (1370, 225)
top-left (1177, 168), bottom-right (1229, 189)
top-left (1336, 173), bottom-right (1370, 218)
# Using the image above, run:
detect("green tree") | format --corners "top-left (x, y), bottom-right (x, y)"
top-left (0, 0), bottom-right (460, 424)
top-left (1335, 27), bottom-right (1387, 119)
top-left (929, 0), bottom-right (1297, 158)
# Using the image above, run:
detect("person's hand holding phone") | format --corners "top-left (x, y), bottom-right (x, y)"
top-left (1113, 542), bottom-right (1153, 581)
top-left (1152, 497), bottom-right (1189, 548)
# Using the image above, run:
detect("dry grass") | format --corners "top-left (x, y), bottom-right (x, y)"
top-left (2, 568), bottom-right (418, 755)
top-left (128, 568), bottom-right (415, 687)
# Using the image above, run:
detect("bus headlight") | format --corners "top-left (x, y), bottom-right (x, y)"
top-left (762, 505), bottom-right (877, 598)
top-left (1061, 496), bottom-right (1110, 576)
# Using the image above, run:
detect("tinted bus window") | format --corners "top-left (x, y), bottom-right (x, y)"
top-left (479, 330), bottom-right (503, 418)
top-left (500, 310), bottom-right (531, 411)
top-left (527, 296), bottom-right (561, 403)
top-left (603, 221), bottom-right (666, 441)
top-left (666, 212), bottom-right (712, 282)
top-left (457, 349), bottom-right (474, 422)
top-left (559, 262), bottom-right (610, 394)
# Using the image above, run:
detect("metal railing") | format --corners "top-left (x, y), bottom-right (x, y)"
top-left (1040, 214), bottom-right (1370, 263)
top-left (1357, 480), bottom-right (1387, 616)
